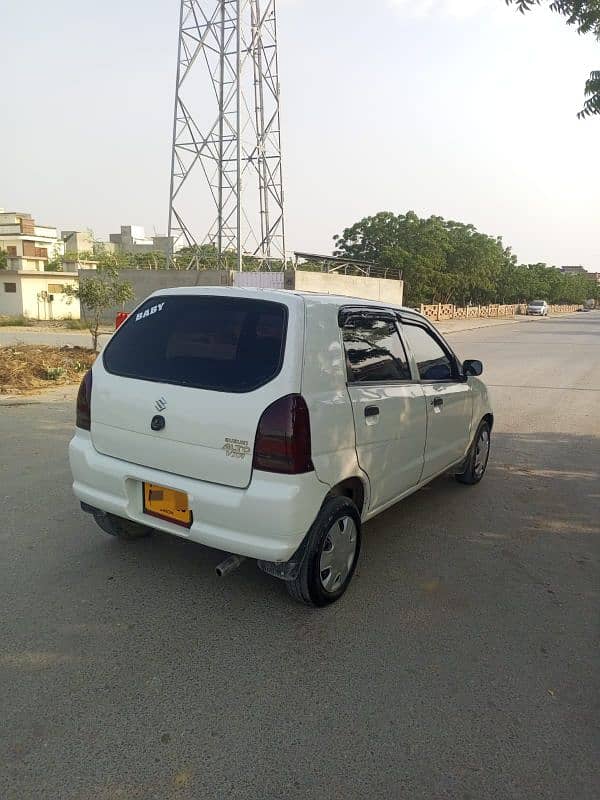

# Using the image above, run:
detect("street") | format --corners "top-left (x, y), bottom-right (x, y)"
top-left (1, 313), bottom-right (598, 800)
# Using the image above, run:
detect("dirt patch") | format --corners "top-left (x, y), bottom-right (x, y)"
top-left (0, 345), bottom-right (96, 394)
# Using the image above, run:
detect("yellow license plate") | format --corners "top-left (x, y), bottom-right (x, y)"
top-left (143, 483), bottom-right (192, 528)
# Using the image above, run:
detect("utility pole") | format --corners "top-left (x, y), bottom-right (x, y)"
top-left (168, 0), bottom-right (285, 270)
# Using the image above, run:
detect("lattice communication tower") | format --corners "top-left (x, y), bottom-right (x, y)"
top-left (168, 0), bottom-right (285, 270)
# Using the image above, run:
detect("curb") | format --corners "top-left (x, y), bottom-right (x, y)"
top-left (435, 314), bottom-right (576, 335)
top-left (0, 385), bottom-right (78, 406)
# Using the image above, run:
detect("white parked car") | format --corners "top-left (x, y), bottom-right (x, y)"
top-left (526, 300), bottom-right (549, 316)
top-left (69, 288), bottom-right (493, 606)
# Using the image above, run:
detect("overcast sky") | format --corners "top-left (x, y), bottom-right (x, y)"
top-left (2, 0), bottom-right (599, 269)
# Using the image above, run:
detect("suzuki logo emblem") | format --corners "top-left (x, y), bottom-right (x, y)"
top-left (155, 397), bottom-right (167, 412)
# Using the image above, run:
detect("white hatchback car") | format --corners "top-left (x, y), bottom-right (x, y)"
top-left (69, 288), bottom-right (493, 606)
top-left (526, 300), bottom-right (549, 316)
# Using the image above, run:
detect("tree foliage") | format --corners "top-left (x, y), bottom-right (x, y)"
top-left (505, 0), bottom-right (600, 117)
top-left (64, 267), bottom-right (134, 351)
top-left (333, 211), bottom-right (598, 307)
top-left (172, 244), bottom-right (288, 271)
top-left (0, 249), bottom-right (7, 270)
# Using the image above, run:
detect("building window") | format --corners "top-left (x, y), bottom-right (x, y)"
top-left (6, 246), bottom-right (17, 256)
top-left (4, 283), bottom-right (17, 293)
top-left (47, 284), bottom-right (65, 294)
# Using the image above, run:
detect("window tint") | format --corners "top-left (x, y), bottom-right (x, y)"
top-left (103, 296), bottom-right (287, 393)
top-left (403, 324), bottom-right (454, 381)
top-left (343, 316), bottom-right (411, 382)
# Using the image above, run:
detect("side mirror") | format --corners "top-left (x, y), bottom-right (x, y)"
top-left (463, 359), bottom-right (483, 377)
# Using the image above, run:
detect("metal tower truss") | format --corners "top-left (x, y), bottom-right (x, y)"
top-left (168, 0), bottom-right (285, 270)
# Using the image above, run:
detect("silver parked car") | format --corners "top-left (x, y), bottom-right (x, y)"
top-left (526, 300), bottom-right (549, 316)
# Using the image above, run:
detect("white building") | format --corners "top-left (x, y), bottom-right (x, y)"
top-left (1, 271), bottom-right (81, 320)
top-left (0, 209), bottom-right (95, 319)
top-left (0, 209), bottom-right (63, 271)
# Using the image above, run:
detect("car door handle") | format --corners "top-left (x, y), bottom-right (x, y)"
top-left (364, 405), bottom-right (380, 418)
top-left (431, 398), bottom-right (444, 408)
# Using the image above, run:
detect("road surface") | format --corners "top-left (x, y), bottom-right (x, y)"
top-left (0, 314), bottom-right (545, 349)
top-left (1, 313), bottom-right (598, 800)
top-left (0, 327), bottom-right (110, 349)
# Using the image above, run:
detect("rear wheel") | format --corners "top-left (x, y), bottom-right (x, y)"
top-left (93, 512), bottom-right (152, 540)
top-left (287, 496), bottom-right (361, 607)
top-left (456, 421), bottom-right (491, 485)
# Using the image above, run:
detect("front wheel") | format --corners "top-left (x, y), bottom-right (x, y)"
top-left (287, 496), bottom-right (361, 607)
top-left (456, 421), bottom-right (491, 485)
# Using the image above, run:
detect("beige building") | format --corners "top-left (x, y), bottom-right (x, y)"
top-left (108, 225), bottom-right (172, 256)
top-left (1, 271), bottom-right (81, 320)
top-left (0, 209), bottom-right (63, 271)
top-left (62, 229), bottom-right (94, 255)
top-left (0, 209), bottom-right (98, 319)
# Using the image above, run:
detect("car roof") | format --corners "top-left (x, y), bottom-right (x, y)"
top-left (149, 285), bottom-right (421, 317)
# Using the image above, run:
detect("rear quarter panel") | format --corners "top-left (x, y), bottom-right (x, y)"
top-left (301, 299), bottom-right (369, 509)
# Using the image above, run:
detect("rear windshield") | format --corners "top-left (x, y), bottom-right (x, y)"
top-left (103, 295), bottom-right (287, 393)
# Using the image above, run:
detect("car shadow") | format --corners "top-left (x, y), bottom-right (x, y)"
top-left (70, 428), bottom-right (599, 622)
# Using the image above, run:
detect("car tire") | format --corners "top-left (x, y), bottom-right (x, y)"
top-left (287, 496), bottom-right (361, 607)
top-left (456, 421), bottom-right (491, 486)
top-left (93, 512), bottom-right (152, 540)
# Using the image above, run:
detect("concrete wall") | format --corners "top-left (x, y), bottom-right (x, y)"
top-left (6, 256), bottom-right (46, 272)
top-left (290, 271), bottom-right (404, 305)
top-left (233, 272), bottom-right (285, 289)
top-left (420, 302), bottom-right (583, 321)
top-left (80, 268), bottom-right (229, 322)
top-left (0, 275), bottom-right (24, 316)
top-left (80, 268), bottom-right (405, 325)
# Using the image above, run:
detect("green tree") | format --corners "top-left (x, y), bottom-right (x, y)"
top-left (505, 1), bottom-right (600, 117)
top-left (333, 211), bottom-right (516, 307)
top-left (171, 244), bottom-right (287, 272)
top-left (0, 249), bottom-right (7, 270)
top-left (333, 210), bottom-right (593, 306)
top-left (45, 241), bottom-right (65, 272)
top-left (64, 267), bottom-right (134, 351)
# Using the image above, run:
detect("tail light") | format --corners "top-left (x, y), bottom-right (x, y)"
top-left (76, 370), bottom-right (93, 430)
top-left (253, 394), bottom-right (314, 475)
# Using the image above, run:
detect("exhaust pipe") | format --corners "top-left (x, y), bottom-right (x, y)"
top-left (215, 554), bottom-right (246, 578)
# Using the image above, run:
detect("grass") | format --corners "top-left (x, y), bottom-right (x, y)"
top-left (0, 315), bottom-right (28, 327)
top-left (63, 318), bottom-right (90, 330)
top-left (0, 345), bottom-right (96, 394)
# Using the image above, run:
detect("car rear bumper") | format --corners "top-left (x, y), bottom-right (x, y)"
top-left (69, 430), bottom-right (329, 562)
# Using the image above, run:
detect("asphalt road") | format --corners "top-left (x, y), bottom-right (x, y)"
top-left (0, 327), bottom-right (109, 349)
top-left (0, 314), bottom-right (545, 349)
top-left (1, 313), bottom-right (598, 800)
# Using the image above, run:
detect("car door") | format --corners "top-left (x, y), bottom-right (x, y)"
top-left (341, 310), bottom-right (427, 513)
top-left (400, 319), bottom-right (472, 480)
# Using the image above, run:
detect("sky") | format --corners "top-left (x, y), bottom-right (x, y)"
top-left (1, 0), bottom-right (599, 270)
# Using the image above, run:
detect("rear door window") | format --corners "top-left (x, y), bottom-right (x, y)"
top-left (342, 315), bottom-right (412, 382)
top-left (103, 295), bottom-right (287, 393)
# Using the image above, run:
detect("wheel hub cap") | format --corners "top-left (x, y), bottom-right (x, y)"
top-left (319, 516), bottom-right (358, 593)
top-left (474, 429), bottom-right (490, 478)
